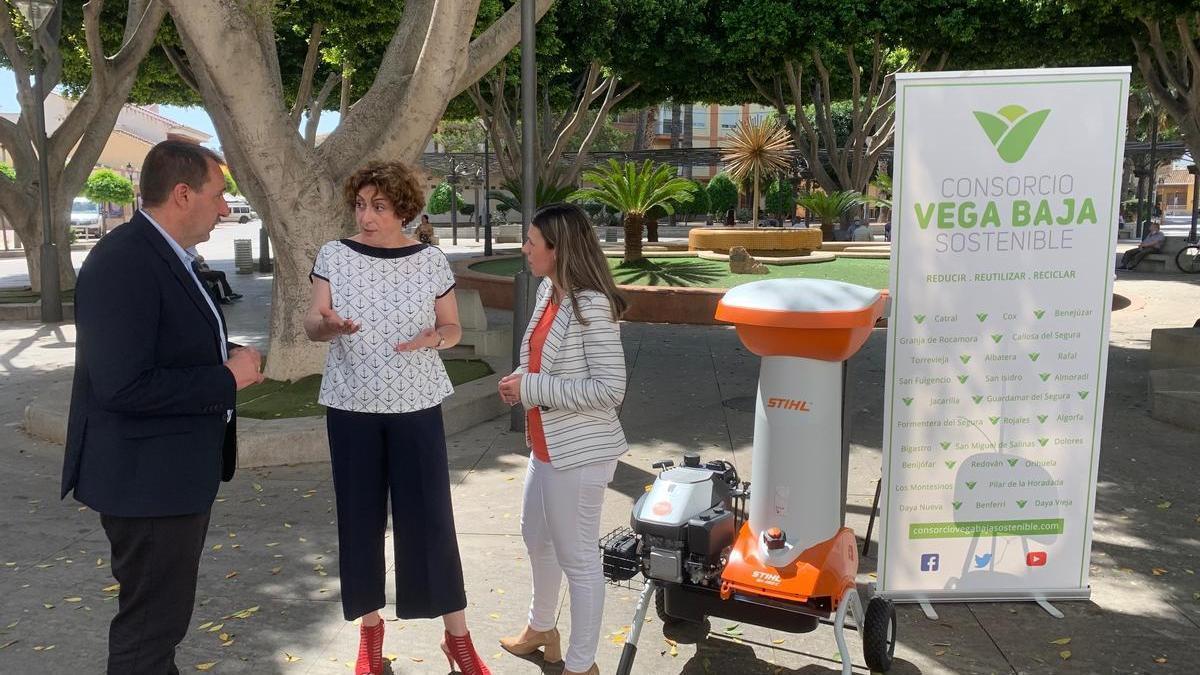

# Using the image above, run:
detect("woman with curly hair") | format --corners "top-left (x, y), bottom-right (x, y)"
top-left (305, 161), bottom-right (489, 675)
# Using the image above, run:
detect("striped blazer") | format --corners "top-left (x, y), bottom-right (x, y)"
top-left (517, 278), bottom-right (628, 469)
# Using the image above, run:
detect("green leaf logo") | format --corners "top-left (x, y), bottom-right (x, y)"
top-left (1039, 373), bottom-right (1051, 382)
top-left (945, 460), bottom-right (957, 469)
top-left (976, 313), bottom-right (988, 322)
top-left (973, 105), bottom-right (1051, 163)
top-left (989, 416), bottom-right (1000, 425)
top-left (902, 397), bottom-right (913, 406)
top-left (952, 501), bottom-right (962, 510)
top-left (1038, 437), bottom-right (1049, 447)
top-left (914, 314), bottom-right (926, 324)
top-left (960, 355), bottom-right (972, 364)
top-left (971, 395), bottom-right (983, 404)
top-left (940, 441), bottom-right (951, 450)
top-left (1034, 309), bottom-right (1045, 319)
top-left (991, 334), bottom-right (1003, 343)
top-left (1029, 353), bottom-right (1040, 362)
top-left (1078, 391), bottom-right (1089, 400)
top-left (958, 375), bottom-right (969, 384)
top-left (1007, 458), bottom-right (1019, 467)
top-left (1017, 499), bottom-right (1027, 508)
top-left (1037, 414), bottom-right (1048, 423)
top-left (965, 481), bottom-right (977, 490)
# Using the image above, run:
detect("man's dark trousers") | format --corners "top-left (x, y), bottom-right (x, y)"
top-left (102, 512), bottom-right (211, 674)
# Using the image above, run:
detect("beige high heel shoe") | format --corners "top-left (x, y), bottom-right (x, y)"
top-left (499, 626), bottom-right (563, 663)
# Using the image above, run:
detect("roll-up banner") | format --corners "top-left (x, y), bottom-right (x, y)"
top-left (879, 67), bottom-right (1130, 602)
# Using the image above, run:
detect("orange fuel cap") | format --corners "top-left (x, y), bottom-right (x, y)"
top-left (765, 527), bottom-right (786, 550)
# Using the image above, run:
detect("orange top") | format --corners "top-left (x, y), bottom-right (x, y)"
top-left (526, 298), bottom-right (559, 463)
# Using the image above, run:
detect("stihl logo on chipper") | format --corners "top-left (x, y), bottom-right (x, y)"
top-left (751, 570), bottom-right (782, 586)
top-left (766, 398), bottom-right (810, 412)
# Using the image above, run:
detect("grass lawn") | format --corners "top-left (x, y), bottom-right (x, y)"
top-left (236, 359), bottom-right (494, 419)
top-left (469, 256), bottom-right (890, 289)
top-left (0, 288), bottom-right (75, 304)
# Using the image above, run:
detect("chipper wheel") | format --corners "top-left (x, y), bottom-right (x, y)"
top-left (862, 596), bottom-right (897, 672)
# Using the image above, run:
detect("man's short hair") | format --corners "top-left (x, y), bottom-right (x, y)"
top-left (140, 140), bottom-right (225, 207)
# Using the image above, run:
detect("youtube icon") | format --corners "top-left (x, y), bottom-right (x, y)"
top-left (1026, 551), bottom-right (1047, 567)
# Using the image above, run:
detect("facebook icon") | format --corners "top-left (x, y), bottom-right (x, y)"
top-left (920, 553), bottom-right (940, 572)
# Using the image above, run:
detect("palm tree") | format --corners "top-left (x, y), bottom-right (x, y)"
top-left (570, 159), bottom-right (696, 262)
top-left (488, 178), bottom-right (576, 214)
top-left (721, 118), bottom-right (793, 227)
top-left (797, 190), bottom-right (869, 241)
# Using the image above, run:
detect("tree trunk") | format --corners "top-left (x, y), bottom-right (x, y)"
top-left (751, 167), bottom-right (760, 228)
top-left (821, 216), bottom-right (835, 241)
top-left (623, 213), bottom-right (644, 262)
top-left (646, 217), bottom-right (659, 243)
top-left (10, 196), bottom-right (78, 292)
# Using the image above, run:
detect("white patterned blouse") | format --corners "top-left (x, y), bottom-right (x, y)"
top-left (310, 239), bottom-right (456, 413)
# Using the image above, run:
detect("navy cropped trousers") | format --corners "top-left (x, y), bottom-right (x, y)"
top-left (326, 404), bottom-right (468, 620)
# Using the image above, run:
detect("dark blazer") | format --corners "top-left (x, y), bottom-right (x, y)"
top-left (62, 212), bottom-right (239, 517)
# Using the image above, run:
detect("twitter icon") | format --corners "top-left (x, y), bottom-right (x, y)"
top-left (974, 553), bottom-right (993, 568)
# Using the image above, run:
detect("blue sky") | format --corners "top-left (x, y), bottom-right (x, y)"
top-left (0, 68), bottom-right (342, 150)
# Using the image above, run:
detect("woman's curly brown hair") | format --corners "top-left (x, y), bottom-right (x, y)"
top-left (343, 161), bottom-right (426, 223)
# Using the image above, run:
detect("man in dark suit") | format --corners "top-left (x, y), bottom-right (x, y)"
top-left (62, 140), bottom-right (264, 674)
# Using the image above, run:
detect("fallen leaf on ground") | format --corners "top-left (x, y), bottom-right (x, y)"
top-left (282, 652), bottom-right (301, 662)
top-left (771, 638), bottom-right (785, 645)
top-left (1156, 501), bottom-right (1172, 510)
top-left (409, 657), bottom-right (423, 663)
top-left (1059, 650), bottom-right (1071, 660)
top-left (195, 663), bottom-right (216, 671)
top-left (1151, 568), bottom-right (1168, 576)
top-left (208, 624), bottom-right (224, 633)
top-left (102, 584), bottom-right (120, 592)
top-left (64, 597), bottom-right (81, 603)
top-left (197, 622), bottom-right (213, 631)
top-left (1049, 637), bottom-right (1071, 645)
top-left (1153, 656), bottom-right (1167, 664)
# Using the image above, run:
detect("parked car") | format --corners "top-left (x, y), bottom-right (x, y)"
top-left (70, 197), bottom-right (102, 238)
top-left (221, 200), bottom-right (258, 224)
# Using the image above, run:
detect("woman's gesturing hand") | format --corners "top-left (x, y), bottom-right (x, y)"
top-left (395, 327), bottom-right (439, 352)
top-left (320, 306), bottom-right (360, 336)
top-left (497, 372), bottom-right (523, 407)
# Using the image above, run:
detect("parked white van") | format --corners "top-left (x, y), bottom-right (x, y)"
top-left (221, 200), bottom-right (258, 223)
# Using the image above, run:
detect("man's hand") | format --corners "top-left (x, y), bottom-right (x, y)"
top-left (319, 307), bottom-right (360, 336)
top-left (498, 372), bottom-right (523, 407)
top-left (226, 346), bottom-right (265, 390)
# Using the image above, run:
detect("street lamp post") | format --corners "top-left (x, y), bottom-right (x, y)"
top-left (16, 0), bottom-right (61, 322)
top-left (472, 169), bottom-right (482, 242)
top-left (479, 126), bottom-right (493, 256)
top-left (446, 163), bottom-right (460, 246)
top-left (1189, 164), bottom-right (1199, 242)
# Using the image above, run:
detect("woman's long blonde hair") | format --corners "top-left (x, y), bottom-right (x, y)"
top-left (532, 202), bottom-right (629, 323)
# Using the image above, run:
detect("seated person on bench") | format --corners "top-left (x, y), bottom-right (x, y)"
top-left (194, 255), bottom-right (242, 304)
top-left (1118, 221), bottom-right (1165, 270)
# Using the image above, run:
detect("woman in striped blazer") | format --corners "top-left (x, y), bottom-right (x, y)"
top-left (496, 203), bottom-right (629, 675)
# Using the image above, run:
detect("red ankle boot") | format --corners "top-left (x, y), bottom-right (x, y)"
top-left (441, 630), bottom-right (491, 675)
top-left (355, 621), bottom-right (385, 674)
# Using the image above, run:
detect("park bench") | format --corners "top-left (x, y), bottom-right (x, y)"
top-left (455, 287), bottom-right (511, 357)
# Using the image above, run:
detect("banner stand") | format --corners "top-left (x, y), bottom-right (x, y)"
top-left (878, 66), bottom-right (1130, 611)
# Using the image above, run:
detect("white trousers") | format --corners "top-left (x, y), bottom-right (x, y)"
top-left (521, 456), bottom-right (617, 672)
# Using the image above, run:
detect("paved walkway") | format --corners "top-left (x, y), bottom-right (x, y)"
top-left (0, 228), bottom-right (1198, 673)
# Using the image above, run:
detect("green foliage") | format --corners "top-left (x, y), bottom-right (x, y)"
top-left (488, 178), bottom-right (576, 213)
top-left (433, 120), bottom-right (488, 153)
top-left (706, 172), bottom-right (739, 216)
top-left (427, 182), bottom-right (464, 215)
top-left (223, 170), bottom-right (239, 196)
top-left (677, 179), bottom-right (711, 216)
top-left (0, 162), bottom-right (14, 181)
top-left (570, 160), bottom-right (696, 217)
top-left (764, 177), bottom-right (796, 218)
top-left (83, 169), bottom-right (135, 206)
top-left (798, 190), bottom-right (867, 224)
